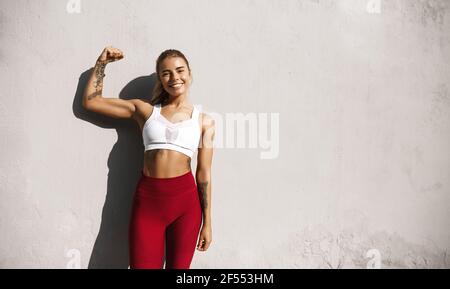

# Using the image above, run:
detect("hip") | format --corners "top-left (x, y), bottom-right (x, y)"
top-left (134, 169), bottom-right (198, 199)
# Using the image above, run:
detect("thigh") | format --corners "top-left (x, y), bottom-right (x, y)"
top-left (164, 197), bottom-right (202, 269)
top-left (128, 196), bottom-right (167, 269)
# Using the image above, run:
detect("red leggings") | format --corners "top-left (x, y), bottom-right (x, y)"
top-left (128, 170), bottom-right (202, 269)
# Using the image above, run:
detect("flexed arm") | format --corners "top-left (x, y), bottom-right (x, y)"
top-left (82, 46), bottom-right (138, 119)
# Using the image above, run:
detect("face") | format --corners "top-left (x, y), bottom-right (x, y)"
top-left (159, 56), bottom-right (191, 97)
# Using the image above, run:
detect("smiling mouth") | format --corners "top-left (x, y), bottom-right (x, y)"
top-left (169, 83), bottom-right (183, 88)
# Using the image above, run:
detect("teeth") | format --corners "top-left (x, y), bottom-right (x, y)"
top-left (170, 83), bottom-right (183, 88)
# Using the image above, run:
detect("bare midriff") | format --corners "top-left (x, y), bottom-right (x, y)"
top-left (135, 101), bottom-right (194, 178)
top-left (143, 149), bottom-right (191, 178)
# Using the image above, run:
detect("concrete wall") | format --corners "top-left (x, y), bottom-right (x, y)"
top-left (0, 0), bottom-right (449, 268)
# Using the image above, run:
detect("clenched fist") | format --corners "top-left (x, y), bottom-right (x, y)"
top-left (96, 46), bottom-right (124, 65)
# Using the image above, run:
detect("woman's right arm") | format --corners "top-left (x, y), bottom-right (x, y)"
top-left (82, 46), bottom-right (136, 119)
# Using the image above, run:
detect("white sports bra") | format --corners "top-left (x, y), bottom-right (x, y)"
top-left (142, 103), bottom-right (202, 158)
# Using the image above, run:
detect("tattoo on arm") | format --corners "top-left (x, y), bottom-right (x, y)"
top-left (197, 181), bottom-right (209, 210)
top-left (93, 61), bottom-right (106, 92)
top-left (86, 90), bottom-right (101, 101)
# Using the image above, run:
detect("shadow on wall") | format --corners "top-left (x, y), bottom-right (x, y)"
top-left (73, 68), bottom-right (157, 268)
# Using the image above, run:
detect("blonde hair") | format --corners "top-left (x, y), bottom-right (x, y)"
top-left (150, 49), bottom-right (192, 105)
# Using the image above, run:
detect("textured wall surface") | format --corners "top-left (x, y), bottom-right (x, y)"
top-left (0, 0), bottom-right (449, 268)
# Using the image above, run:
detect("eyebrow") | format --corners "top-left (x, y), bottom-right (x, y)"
top-left (161, 66), bottom-right (186, 73)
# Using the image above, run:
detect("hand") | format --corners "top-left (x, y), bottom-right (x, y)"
top-left (196, 225), bottom-right (212, 252)
top-left (96, 46), bottom-right (124, 65)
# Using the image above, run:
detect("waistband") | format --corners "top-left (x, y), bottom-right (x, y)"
top-left (136, 170), bottom-right (197, 197)
top-left (140, 169), bottom-right (193, 180)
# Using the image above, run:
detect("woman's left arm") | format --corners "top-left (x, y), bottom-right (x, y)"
top-left (195, 113), bottom-right (215, 252)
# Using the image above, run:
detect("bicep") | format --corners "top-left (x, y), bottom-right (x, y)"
top-left (197, 144), bottom-right (213, 172)
top-left (197, 114), bottom-right (215, 171)
top-left (85, 98), bottom-right (137, 119)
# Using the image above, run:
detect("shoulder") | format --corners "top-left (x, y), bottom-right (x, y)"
top-left (129, 99), bottom-right (154, 121)
top-left (200, 112), bottom-right (215, 132)
top-left (200, 112), bottom-right (215, 125)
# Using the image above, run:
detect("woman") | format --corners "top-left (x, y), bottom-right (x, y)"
top-left (82, 46), bottom-right (215, 269)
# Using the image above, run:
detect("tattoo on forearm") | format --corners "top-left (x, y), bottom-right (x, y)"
top-left (93, 62), bottom-right (106, 91)
top-left (197, 181), bottom-right (209, 210)
top-left (86, 90), bottom-right (101, 100)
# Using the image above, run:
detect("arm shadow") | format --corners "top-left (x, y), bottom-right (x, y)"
top-left (72, 68), bottom-right (157, 268)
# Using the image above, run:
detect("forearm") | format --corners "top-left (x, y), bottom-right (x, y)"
top-left (196, 169), bottom-right (212, 227)
top-left (82, 60), bottom-right (107, 107)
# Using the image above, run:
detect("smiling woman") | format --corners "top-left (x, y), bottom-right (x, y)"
top-left (151, 50), bottom-right (194, 106)
top-left (82, 46), bottom-right (215, 269)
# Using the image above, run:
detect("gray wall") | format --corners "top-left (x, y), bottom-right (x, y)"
top-left (0, 0), bottom-right (449, 268)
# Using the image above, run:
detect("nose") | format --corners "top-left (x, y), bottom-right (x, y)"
top-left (170, 72), bottom-right (180, 81)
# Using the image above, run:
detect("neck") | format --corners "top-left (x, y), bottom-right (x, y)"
top-left (165, 92), bottom-right (190, 108)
